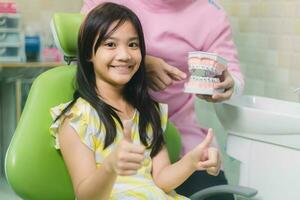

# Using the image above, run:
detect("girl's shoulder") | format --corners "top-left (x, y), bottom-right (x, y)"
top-left (50, 97), bottom-right (100, 131)
top-left (74, 97), bottom-right (94, 110)
top-left (70, 97), bottom-right (98, 116)
top-left (50, 97), bottom-right (101, 150)
top-left (51, 97), bottom-right (96, 120)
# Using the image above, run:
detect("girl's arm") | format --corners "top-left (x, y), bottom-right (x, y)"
top-left (58, 118), bottom-right (117, 200)
top-left (152, 129), bottom-right (220, 193)
top-left (59, 118), bottom-right (145, 200)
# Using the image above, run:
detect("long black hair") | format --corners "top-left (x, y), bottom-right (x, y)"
top-left (56, 2), bottom-right (164, 157)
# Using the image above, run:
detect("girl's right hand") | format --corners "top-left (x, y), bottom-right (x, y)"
top-left (104, 122), bottom-right (145, 176)
top-left (145, 55), bottom-right (187, 91)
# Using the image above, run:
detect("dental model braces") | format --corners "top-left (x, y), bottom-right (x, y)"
top-left (190, 68), bottom-right (216, 77)
top-left (184, 51), bottom-right (227, 95)
top-left (189, 63), bottom-right (224, 76)
top-left (190, 76), bottom-right (220, 82)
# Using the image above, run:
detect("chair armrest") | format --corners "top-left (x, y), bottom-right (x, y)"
top-left (189, 184), bottom-right (258, 200)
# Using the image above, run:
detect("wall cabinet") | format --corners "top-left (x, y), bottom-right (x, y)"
top-left (0, 13), bottom-right (25, 63)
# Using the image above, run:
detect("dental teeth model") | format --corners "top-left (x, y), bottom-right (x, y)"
top-left (184, 51), bottom-right (227, 95)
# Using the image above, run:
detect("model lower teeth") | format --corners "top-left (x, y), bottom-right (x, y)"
top-left (184, 51), bottom-right (227, 95)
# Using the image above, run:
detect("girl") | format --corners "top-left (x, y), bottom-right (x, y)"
top-left (81, 2), bottom-right (240, 199)
top-left (50, 3), bottom-right (220, 200)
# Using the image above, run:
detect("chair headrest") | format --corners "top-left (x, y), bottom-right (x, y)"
top-left (51, 13), bottom-right (84, 61)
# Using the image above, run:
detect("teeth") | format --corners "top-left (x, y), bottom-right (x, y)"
top-left (190, 68), bottom-right (216, 77)
top-left (115, 65), bottom-right (130, 68)
top-left (189, 64), bottom-right (219, 74)
top-left (190, 76), bottom-right (220, 83)
top-left (186, 53), bottom-right (227, 95)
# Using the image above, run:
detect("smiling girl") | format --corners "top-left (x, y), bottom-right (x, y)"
top-left (50, 3), bottom-right (220, 200)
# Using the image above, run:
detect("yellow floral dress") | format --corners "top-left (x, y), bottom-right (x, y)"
top-left (50, 97), bottom-right (189, 200)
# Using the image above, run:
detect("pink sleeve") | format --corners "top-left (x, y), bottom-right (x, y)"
top-left (205, 11), bottom-right (245, 95)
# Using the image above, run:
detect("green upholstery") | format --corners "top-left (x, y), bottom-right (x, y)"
top-left (5, 65), bottom-right (181, 200)
top-left (5, 66), bottom-right (76, 200)
top-left (51, 13), bottom-right (83, 58)
top-left (164, 121), bottom-right (181, 163)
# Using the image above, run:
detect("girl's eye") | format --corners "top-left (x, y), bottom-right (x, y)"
top-left (129, 42), bottom-right (139, 48)
top-left (104, 42), bottom-right (116, 48)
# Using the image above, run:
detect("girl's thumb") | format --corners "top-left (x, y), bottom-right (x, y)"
top-left (200, 128), bottom-right (214, 148)
top-left (123, 120), bottom-right (133, 142)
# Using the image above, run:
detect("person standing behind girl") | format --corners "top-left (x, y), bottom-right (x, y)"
top-left (50, 3), bottom-right (220, 200)
top-left (82, 1), bottom-right (243, 199)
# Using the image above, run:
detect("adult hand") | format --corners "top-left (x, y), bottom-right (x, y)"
top-left (188, 128), bottom-right (221, 176)
top-left (145, 55), bottom-right (187, 91)
top-left (104, 121), bottom-right (145, 176)
top-left (197, 69), bottom-right (234, 103)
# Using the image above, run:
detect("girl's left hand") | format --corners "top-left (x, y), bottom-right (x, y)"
top-left (188, 129), bottom-right (221, 176)
top-left (205, 147), bottom-right (221, 176)
top-left (197, 69), bottom-right (234, 103)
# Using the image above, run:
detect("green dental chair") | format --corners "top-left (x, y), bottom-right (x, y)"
top-left (4, 13), bottom-right (257, 200)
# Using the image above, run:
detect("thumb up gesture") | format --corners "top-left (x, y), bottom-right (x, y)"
top-left (105, 120), bottom-right (145, 176)
top-left (188, 128), bottom-right (221, 176)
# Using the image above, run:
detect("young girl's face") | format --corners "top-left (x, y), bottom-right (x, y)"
top-left (91, 20), bottom-right (141, 88)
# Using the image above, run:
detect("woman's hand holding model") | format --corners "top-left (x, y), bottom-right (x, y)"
top-left (145, 55), bottom-right (187, 91)
top-left (197, 69), bottom-right (235, 103)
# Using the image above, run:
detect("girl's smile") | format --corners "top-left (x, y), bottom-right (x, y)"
top-left (91, 20), bottom-right (141, 89)
top-left (109, 64), bottom-right (134, 75)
